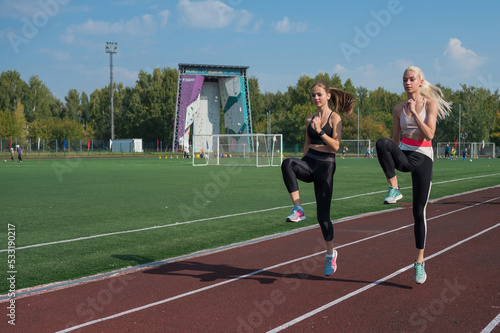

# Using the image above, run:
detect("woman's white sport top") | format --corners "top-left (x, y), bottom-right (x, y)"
top-left (400, 99), bottom-right (427, 135)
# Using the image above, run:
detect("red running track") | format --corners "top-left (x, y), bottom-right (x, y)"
top-left (2, 186), bottom-right (499, 333)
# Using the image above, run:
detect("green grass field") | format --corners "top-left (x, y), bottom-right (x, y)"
top-left (1, 156), bottom-right (499, 294)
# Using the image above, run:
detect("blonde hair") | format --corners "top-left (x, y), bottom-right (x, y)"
top-left (404, 66), bottom-right (452, 120)
top-left (312, 81), bottom-right (355, 115)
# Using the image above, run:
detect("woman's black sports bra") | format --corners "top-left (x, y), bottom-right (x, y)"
top-left (307, 112), bottom-right (334, 145)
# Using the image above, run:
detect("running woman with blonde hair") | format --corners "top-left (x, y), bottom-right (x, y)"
top-left (281, 81), bottom-right (355, 276)
top-left (375, 66), bottom-right (452, 284)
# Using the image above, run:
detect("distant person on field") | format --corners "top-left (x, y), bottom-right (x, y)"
top-left (281, 81), bottom-right (355, 277)
top-left (375, 66), bottom-right (452, 284)
top-left (462, 148), bottom-right (468, 161)
top-left (451, 147), bottom-right (456, 159)
top-left (364, 147), bottom-right (370, 158)
top-left (16, 145), bottom-right (23, 163)
top-left (342, 146), bottom-right (348, 159)
top-left (10, 147), bottom-right (14, 161)
top-left (445, 144), bottom-right (450, 158)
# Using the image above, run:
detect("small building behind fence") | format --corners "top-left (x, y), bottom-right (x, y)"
top-left (111, 139), bottom-right (143, 153)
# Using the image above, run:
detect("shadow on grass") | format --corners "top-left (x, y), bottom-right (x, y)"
top-left (112, 254), bottom-right (155, 265)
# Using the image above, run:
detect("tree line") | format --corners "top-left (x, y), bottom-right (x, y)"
top-left (1, 68), bottom-right (499, 149)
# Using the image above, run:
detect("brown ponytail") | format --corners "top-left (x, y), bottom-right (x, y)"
top-left (312, 81), bottom-right (355, 115)
top-left (329, 88), bottom-right (355, 115)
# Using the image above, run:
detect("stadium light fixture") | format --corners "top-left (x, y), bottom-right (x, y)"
top-left (105, 42), bottom-right (118, 141)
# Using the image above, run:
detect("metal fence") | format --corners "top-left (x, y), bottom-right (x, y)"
top-left (0, 138), bottom-right (170, 156)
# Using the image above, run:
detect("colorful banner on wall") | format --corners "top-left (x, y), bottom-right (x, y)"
top-left (176, 75), bottom-right (204, 147)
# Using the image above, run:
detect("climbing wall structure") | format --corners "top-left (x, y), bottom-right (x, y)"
top-left (172, 64), bottom-right (253, 153)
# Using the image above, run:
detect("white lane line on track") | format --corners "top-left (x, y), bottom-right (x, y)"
top-left (268, 222), bottom-right (500, 333)
top-left (481, 313), bottom-right (500, 333)
top-left (56, 196), bottom-right (500, 333)
top-left (2, 177), bottom-right (499, 253)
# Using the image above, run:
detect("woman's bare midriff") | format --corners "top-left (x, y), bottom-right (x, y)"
top-left (403, 133), bottom-right (430, 142)
top-left (308, 144), bottom-right (336, 153)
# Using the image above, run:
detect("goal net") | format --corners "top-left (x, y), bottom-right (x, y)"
top-left (192, 134), bottom-right (283, 167)
top-left (437, 142), bottom-right (496, 159)
top-left (340, 140), bottom-right (372, 158)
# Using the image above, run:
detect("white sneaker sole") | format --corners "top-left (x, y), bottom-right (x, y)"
top-left (286, 216), bottom-right (306, 223)
top-left (384, 194), bottom-right (403, 204)
top-left (415, 273), bottom-right (427, 284)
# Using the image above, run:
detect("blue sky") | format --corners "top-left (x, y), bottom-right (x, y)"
top-left (1, 0), bottom-right (499, 100)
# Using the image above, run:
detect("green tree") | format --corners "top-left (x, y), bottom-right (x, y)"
top-left (0, 70), bottom-right (29, 112)
top-left (0, 100), bottom-right (27, 138)
top-left (63, 89), bottom-right (80, 120)
top-left (490, 109), bottom-right (500, 146)
top-left (80, 91), bottom-right (90, 128)
top-left (88, 88), bottom-right (110, 140)
top-left (288, 75), bottom-right (314, 107)
top-left (25, 75), bottom-right (55, 122)
top-left (248, 76), bottom-right (267, 133)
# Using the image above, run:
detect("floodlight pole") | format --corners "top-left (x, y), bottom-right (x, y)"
top-left (267, 111), bottom-right (271, 134)
top-left (458, 104), bottom-right (461, 154)
top-left (105, 42), bottom-right (118, 140)
top-left (357, 107), bottom-right (360, 157)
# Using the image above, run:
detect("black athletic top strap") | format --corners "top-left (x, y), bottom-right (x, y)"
top-left (308, 111), bottom-right (334, 145)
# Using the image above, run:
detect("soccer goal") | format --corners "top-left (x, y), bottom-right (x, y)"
top-left (437, 142), bottom-right (496, 158)
top-left (469, 142), bottom-right (496, 158)
top-left (340, 140), bottom-right (372, 158)
top-left (192, 133), bottom-right (283, 167)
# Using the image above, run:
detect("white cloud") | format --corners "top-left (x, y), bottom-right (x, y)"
top-left (115, 66), bottom-right (140, 84)
top-left (177, 0), bottom-right (255, 31)
top-left (177, 0), bottom-right (235, 29)
top-left (252, 19), bottom-right (264, 33)
top-left (434, 38), bottom-right (485, 77)
top-left (234, 9), bottom-right (253, 32)
top-left (61, 11), bottom-right (171, 42)
top-left (0, 1), bottom-right (88, 19)
top-left (159, 9), bottom-right (170, 29)
top-left (333, 64), bottom-right (347, 74)
top-left (274, 16), bottom-right (307, 34)
top-left (0, 1), bottom-right (44, 19)
top-left (37, 48), bottom-right (70, 61)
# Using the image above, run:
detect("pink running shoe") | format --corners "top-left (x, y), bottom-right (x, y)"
top-left (286, 205), bottom-right (306, 222)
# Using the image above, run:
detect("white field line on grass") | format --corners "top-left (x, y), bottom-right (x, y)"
top-left (1, 174), bottom-right (499, 253)
top-left (55, 197), bottom-right (500, 333)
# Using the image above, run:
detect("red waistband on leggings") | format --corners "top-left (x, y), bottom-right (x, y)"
top-left (401, 137), bottom-right (432, 147)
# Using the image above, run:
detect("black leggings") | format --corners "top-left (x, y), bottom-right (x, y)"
top-left (281, 149), bottom-right (336, 241)
top-left (376, 138), bottom-right (433, 249)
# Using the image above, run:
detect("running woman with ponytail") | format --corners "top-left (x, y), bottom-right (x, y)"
top-left (375, 66), bottom-right (452, 284)
top-left (281, 81), bottom-right (355, 276)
